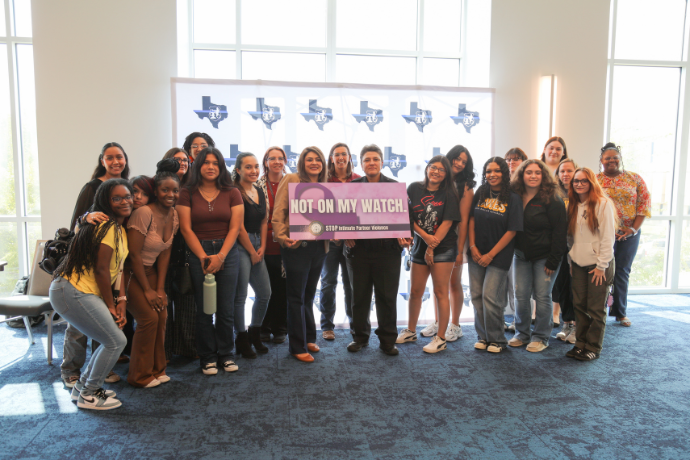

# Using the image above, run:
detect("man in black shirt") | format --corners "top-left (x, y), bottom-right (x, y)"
top-left (344, 144), bottom-right (411, 356)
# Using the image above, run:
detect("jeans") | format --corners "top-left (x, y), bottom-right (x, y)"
top-left (189, 239), bottom-right (239, 366)
top-left (346, 248), bottom-right (401, 347)
top-left (261, 254), bottom-right (288, 336)
top-left (49, 277), bottom-right (126, 392)
top-left (281, 242), bottom-right (327, 355)
top-left (468, 260), bottom-right (508, 345)
top-left (505, 264), bottom-right (516, 316)
top-left (319, 241), bottom-right (353, 331)
top-left (572, 261), bottom-right (615, 353)
top-left (235, 232), bottom-right (271, 330)
top-left (609, 230), bottom-right (641, 319)
top-left (513, 256), bottom-right (560, 345)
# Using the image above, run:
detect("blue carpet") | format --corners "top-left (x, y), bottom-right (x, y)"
top-left (1, 294), bottom-right (689, 459)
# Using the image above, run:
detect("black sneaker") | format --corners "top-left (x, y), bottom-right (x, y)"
top-left (575, 350), bottom-right (600, 361)
top-left (347, 341), bottom-right (368, 352)
top-left (565, 346), bottom-right (583, 359)
top-left (380, 345), bottom-right (399, 356)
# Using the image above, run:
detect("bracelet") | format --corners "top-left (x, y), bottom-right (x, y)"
top-left (469, 244), bottom-right (476, 249)
top-left (217, 252), bottom-right (226, 262)
top-left (116, 296), bottom-right (127, 302)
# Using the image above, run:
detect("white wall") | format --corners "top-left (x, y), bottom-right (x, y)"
top-left (32, 0), bottom-right (177, 237)
top-left (490, 0), bottom-right (610, 168)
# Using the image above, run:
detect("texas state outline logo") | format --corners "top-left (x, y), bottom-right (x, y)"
top-left (402, 102), bottom-right (432, 132)
top-left (384, 146), bottom-right (407, 178)
top-left (352, 101), bottom-right (383, 132)
top-left (248, 98), bottom-right (281, 130)
top-left (451, 104), bottom-right (480, 133)
top-left (301, 99), bottom-right (333, 131)
top-left (193, 96), bottom-right (228, 129)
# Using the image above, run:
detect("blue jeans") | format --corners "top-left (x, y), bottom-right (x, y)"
top-left (319, 241), bottom-right (352, 330)
top-left (468, 260), bottom-right (509, 345)
top-left (49, 277), bottom-right (126, 392)
top-left (189, 240), bottom-right (239, 366)
top-left (610, 230), bottom-right (641, 319)
top-left (281, 242), bottom-right (327, 355)
top-left (513, 256), bottom-right (560, 345)
top-left (235, 232), bottom-right (271, 329)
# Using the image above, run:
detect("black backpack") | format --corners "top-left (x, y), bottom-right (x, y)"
top-left (39, 228), bottom-right (75, 275)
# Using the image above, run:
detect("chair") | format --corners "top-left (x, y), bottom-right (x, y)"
top-left (0, 241), bottom-right (65, 364)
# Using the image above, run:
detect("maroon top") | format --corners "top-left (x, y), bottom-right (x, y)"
top-left (328, 172), bottom-right (361, 183)
top-left (178, 187), bottom-right (243, 240)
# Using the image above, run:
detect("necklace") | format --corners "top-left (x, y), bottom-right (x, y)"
top-left (490, 189), bottom-right (500, 199)
top-left (199, 188), bottom-right (220, 212)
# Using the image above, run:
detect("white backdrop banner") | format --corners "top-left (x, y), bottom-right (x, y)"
top-left (172, 78), bottom-right (495, 182)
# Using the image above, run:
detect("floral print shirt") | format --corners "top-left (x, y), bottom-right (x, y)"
top-left (596, 170), bottom-right (651, 230)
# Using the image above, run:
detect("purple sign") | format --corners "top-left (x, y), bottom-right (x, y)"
top-left (288, 182), bottom-right (411, 240)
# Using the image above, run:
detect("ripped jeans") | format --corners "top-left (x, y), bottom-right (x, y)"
top-left (513, 255), bottom-right (560, 345)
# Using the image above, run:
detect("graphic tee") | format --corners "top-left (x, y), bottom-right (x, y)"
top-left (407, 182), bottom-right (461, 260)
top-left (470, 191), bottom-right (523, 270)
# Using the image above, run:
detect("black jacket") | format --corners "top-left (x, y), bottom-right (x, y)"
top-left (347, 173), bottom-right (403, 254)
top-left (514, 194), bottom-right (567, 270)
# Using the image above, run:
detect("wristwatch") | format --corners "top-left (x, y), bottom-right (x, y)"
top-left (629, 227), bottom-right (638, 236)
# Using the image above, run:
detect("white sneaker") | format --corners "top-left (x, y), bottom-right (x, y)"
top-left (423, 336), bottom-right (447, 354)
top-left (396, 328), bottom-right (418, 344)
top-left (445, 323), bottom-right (463, 342)
top-left (556, 323), bottom-right (573, 341)
top-left (222, 360), bottom-right (238, 373)
top-left (474, 341), bottom-right (488, 350)
top-left (202, 363), bottom-right (218, 375)
top-left (565, 328), bottom-right (577, 344)
top-left (420, 322), bottom-right (438, 337)
top-left (144, 378), bottom-right (161, 388)
top-left (71, 381), bottom-right (116, 401)
top-left (104, 370), bottom-right (121, 383)
top-left (526, 342), bottom-right (548, 353)
top-left (77, 388), bottom-right (122, 411)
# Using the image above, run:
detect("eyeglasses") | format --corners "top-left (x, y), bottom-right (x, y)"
top-left (191, 144), bottom-right (208, 150)
top-left (111, 195), bottom-right (133, 203)
top-left (572, 179), bottom-right (590, 186)
top-left (428, 165), bottom-right (446, 174)
top-left (174, 158), bottom-right (189, 165)
top-left (505, 157), bottom-right (522, 163)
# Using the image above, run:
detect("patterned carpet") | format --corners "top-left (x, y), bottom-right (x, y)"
top-left (1, 294), bottom-right (689, 460)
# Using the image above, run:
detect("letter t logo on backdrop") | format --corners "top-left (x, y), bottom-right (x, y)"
top-left (194, 96), bottom-right (228, 129)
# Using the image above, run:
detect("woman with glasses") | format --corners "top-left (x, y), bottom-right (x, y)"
top-left (507, 160), bottom-right (567, 353)
top-left (596, 143), bottom-right (651, 328)
top-left (161, 148), bottom-right (198, 359)
top-left (396, 156), bottom-right (461, 354)
top-left (566, 168), bottom-right (617, 361)
top-left (177, 147), bottom-right (244, 375)
top-left (258, 147), bottom-right (289, 344)
top-left (272, 147), bottom-right (329, 363)
top-left (49, 179), bottom-right (133, 410)
top-left (540, 136), bottom-right (569, 175)
top-left (124, 160), bottom-right (180, 387)
top-left (62, 142), bottom-right (130, 389)
top-left (183, 132), bottom-right (215, 162)
top-left (502, 147), bottom-right (527, 332)
top-left (468, 157), bottom-right (523, 353)
top-left (319, 143), bottom-right (361, 341)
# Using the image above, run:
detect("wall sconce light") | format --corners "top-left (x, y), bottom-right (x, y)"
top-left (538, 75), bottom-right (557, 149)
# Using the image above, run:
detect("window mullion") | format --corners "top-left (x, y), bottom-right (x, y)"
top-left (416, 0), bottom-right (424, 84)
top-left (326, 0), bottom-right (336, 82)
top-left (235, 0), bottom-right (242, 79)
top-left (7, 41), bottom-right (25, 276)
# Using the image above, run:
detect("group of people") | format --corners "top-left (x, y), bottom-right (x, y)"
top-left (48, 133), bottom-right (651, 411)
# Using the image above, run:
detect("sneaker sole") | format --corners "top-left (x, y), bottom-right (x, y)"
top-left (423, 345), bottom-right (447, 354)
top-left (420, 331), bottom-right (437, 337)
top-left (487, 347), bottom-right (505, 353)
top-left (474, 343), bottom-right (487, 350)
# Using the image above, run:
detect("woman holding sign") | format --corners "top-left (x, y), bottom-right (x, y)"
top-left (272, 147), bottom-right (329, 363)
top-left (396, 156), bottom-right (461, 354)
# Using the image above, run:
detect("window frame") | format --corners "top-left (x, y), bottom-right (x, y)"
top-left (185, 0), bottom-right (465, 86)
top-left (604, 0), bottom-right (690, 293)
top-left (0, 0), bottom-right (39, 283)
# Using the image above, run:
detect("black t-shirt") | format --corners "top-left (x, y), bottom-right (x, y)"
top-left (243, 185), bottom-right (266, 234)
top-left (470, 191), bottom-right (523, 270)
top-left (408, 182), bottom-right (461, 260)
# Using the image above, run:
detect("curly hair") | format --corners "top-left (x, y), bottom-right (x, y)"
top-left (476, 157), bottom-right (512, 204)
top-left (54, 178), bottom-right (132, 283)
top-left (445, 145), bottom-right (476, 198)
top-left (182, 132), bottom-right (215, 157)
top-left (511, 159), bottom-right (560, 203)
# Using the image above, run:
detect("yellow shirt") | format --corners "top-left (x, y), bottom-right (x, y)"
top-left (66, 223), bottom-right (129, 298)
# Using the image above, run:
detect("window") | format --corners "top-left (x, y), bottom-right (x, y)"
top-left (605, 0), bottom-right (690, 292)
top-left (0, 0), bottom-right (40, 296)
top-left (185, 0), bottom-right (486, 87)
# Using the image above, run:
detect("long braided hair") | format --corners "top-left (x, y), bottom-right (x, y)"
top-left (54, 179), bottom-right (133, 282)
top-left (476, 157), bottom-right (512, 204)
